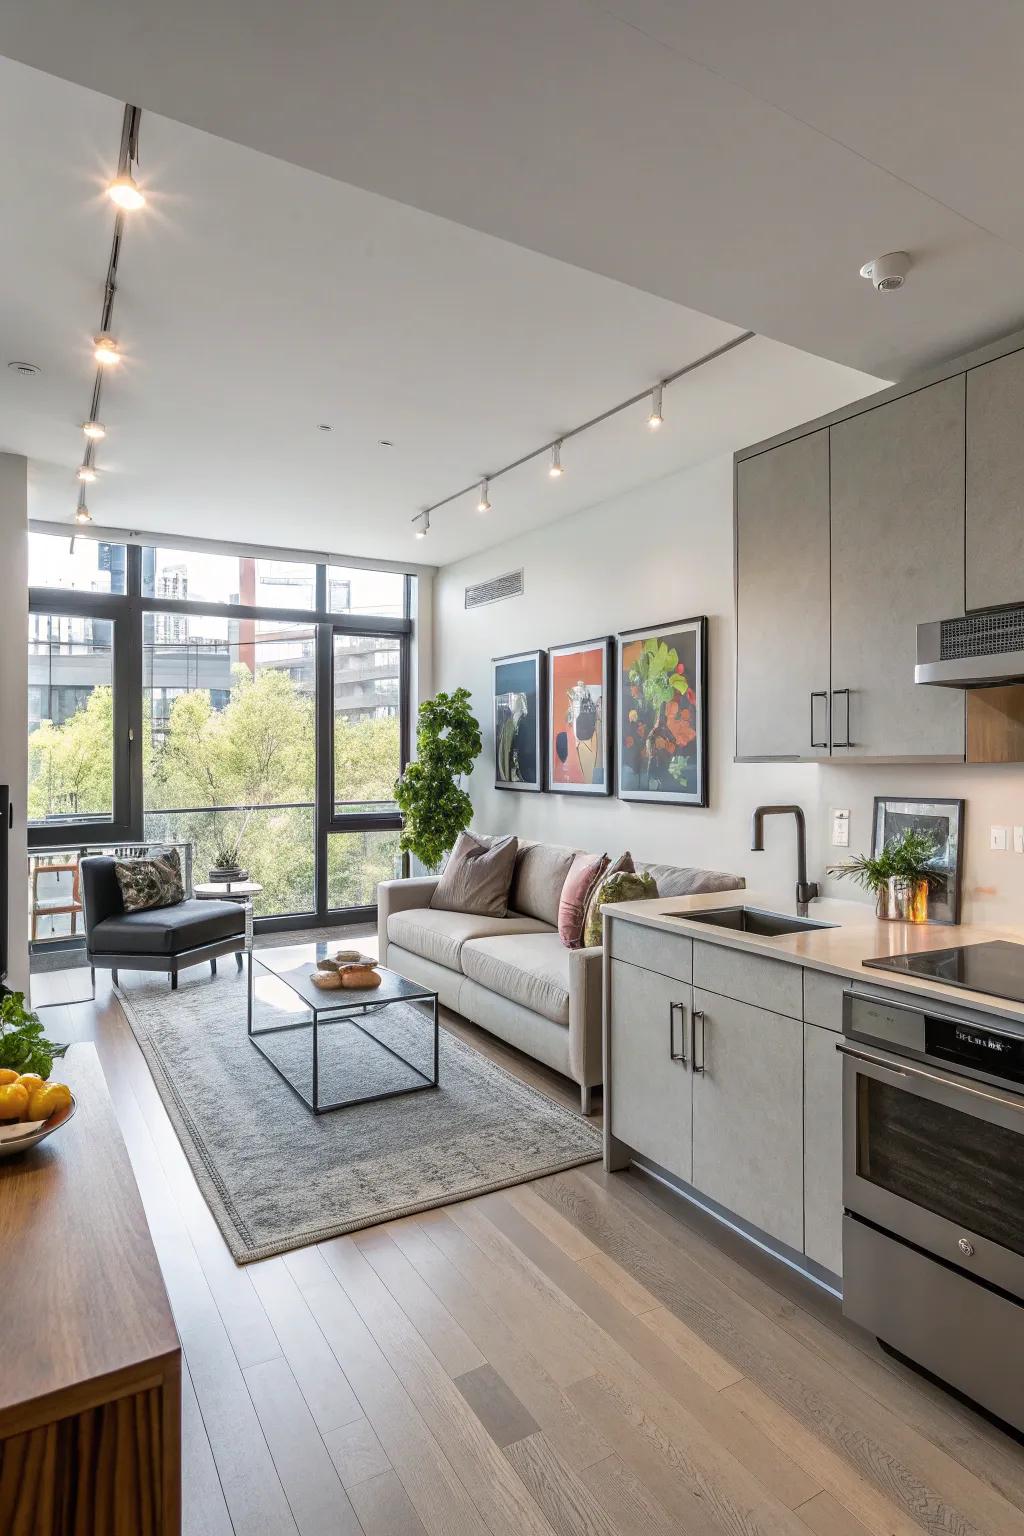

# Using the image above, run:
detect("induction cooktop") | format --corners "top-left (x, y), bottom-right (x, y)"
top-left (863, 939), bottom-right (1024, 1005)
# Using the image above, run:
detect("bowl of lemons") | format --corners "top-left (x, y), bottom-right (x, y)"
top-left (0, 1069), bottom-right (75, 1157)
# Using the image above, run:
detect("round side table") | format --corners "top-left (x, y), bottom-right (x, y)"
top-left (193, 880), bottom-right (263, 955)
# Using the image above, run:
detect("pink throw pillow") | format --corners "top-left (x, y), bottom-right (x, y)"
top-left (558, 852), bottom-right (609, 949)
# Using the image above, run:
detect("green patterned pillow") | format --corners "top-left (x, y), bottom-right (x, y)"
top-left (583, 869), bottom-right (658, 948)
top-left (115, 848), bottom-right (184, 914)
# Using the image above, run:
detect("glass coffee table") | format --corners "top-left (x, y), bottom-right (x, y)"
top-left (248, 942), bottom-right (439, 1114)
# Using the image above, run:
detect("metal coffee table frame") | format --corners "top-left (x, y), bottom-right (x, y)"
top-left (247, 945), bottom-right (439, 1114)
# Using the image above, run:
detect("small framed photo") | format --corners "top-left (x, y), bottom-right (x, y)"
top-left (493, 650), bottom-right (545, 792)
top-left (546, 637), bottom-right (614, 796)
top-left (617, 616), bottom-right (708, 806)
top-left (872, 796), bottom-right (965, 924)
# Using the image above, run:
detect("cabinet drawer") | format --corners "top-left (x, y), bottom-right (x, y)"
top-left (608, 918), bottom-right (692, 985)
top-left (693, 940), bottom-right (801, 1018)
top-left (802, 968), bottom-right (847, 1033)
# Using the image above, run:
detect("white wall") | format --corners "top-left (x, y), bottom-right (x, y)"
top-left (0, 454), bottom-right (29, 992)
top-left (435, 453), bottom-right (1024, 926)
top-left (435, 455), bottom-right (819, 905)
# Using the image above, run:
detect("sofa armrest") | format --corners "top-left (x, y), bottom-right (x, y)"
top-left (567, 945), bottom-right (604, 1091)
top-left (377, 877), bottom-right (439, 967)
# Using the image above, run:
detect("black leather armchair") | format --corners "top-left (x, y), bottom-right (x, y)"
top-left (81, 855), bottom-right (246, 992)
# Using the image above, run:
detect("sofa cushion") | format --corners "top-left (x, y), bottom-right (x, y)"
top-left (461, 932), bottom-right (571, 1026)
top-left (387, 907), bottom-right (552, 974)
top-left (90, 898), bottom-right (244, 956)
top-left (509, 842), bottom-right (579, 926)
top-left (430, 831), bottom-right (518, 917)
top-left (637, 862), bottom-right (744, 898)
top-left (558, 851), bottom-right (609, 949)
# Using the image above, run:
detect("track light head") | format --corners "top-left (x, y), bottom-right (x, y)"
top-left (107, 173), bottom-right (145, 210)
top-left (76, 464), bottom-right (97, 483)
top-left (82, 420), bottom-right (106, 440)
top-left (648, 383), bottom-right (664, 429)
top-left (476, 479), bottom-right (491, 513)
top-left (74, 503), bottom-right (92, 525)
top-left (548, 441), bottom-right (564, 478)
top-left (414, 510), bottom-right (430, 540)
top-left (93, 333), bottom-right (120, 366)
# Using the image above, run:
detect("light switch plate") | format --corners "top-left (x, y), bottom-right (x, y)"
top-left (831, 808), bottom-right (850, 848)
top-left (991, 825), bottom-right (1009, 852)
top-left (1015, 826), bottom-right (1024, 855)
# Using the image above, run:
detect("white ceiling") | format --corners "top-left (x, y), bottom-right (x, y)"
top-left (0, 54), bottom-right (879, 565)
top-left (3, 0), bottom-right (1024, 384)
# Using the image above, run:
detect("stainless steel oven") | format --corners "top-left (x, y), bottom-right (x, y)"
top-left (841, 988), bottom-right (1024, 1432)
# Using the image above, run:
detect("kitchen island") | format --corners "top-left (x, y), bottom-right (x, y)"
top-left (601, 889), bottom-right (1024, 1286)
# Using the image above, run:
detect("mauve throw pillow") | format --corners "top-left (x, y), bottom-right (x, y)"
top-left (430, 832), bottom-right (519, 917)
top-left (558, 852), bottom-right (609, 949)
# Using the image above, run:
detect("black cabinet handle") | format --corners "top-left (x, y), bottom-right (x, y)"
top-left (691, 1009), bottom-right (706, 1073)
top-left (832, 688), bottom-right (853, 749)
top-left (669, 1000), bottom-right (687, 1063)
top-left (810, 691), bottom-right (828, 749)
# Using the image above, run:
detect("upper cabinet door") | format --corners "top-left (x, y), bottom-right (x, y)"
top-left (735, 429), bottom-right (830, 759)
top-left (829, 378), bottom-right (966, 760)
top-left (967, 349), bottom-right (1024, 612)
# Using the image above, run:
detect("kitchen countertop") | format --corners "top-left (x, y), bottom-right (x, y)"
top-left (602, 888), bottom-right (1024, 1025)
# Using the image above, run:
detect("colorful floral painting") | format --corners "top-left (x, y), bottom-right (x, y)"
top-left (617, 617), bottom-right (708, 805)
top-left (493, 651), bottom-right (545, 791)
top-left (547, 638), bottom-right (613, 796)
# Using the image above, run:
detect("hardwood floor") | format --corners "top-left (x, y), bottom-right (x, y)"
top-left (30, 963), bottom-right (1024, 1536)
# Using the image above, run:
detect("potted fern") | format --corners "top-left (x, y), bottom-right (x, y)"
top-left (830, 827), bottom-right (940, 922)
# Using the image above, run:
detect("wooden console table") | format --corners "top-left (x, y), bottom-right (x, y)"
top-left (0, 1043), bottom-right (181, 1535)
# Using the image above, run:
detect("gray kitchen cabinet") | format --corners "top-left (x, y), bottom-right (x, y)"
top-left (736, 429), bottom-right (831, 759)
top-left (966, 347), bottom-right (1024, 612)
top-left (609, 959), bottom-right (692, 1182)
top-left (829, 378), bottom-right (966, 759)
top-left (690, 987), bottom-right (803, 1250)
top-left (804, 1021), bottom-right (844, 1277)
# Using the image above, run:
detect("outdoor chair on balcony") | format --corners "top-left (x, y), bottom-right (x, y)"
top-left (81, 854), bottom-right (246, 994)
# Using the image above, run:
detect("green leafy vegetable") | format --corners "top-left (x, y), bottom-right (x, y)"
top-left (0, 991), bottom-right (69, 1079)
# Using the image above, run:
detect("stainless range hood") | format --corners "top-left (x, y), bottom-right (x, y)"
top-left (916, 608), bottom-right (1024, 687)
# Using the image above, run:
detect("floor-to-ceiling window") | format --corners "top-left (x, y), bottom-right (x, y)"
top-left (27, 531), bottom-right (413, 946)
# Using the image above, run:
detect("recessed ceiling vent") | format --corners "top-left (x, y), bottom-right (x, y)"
top-left (465, 569), bottom-right (524, 610)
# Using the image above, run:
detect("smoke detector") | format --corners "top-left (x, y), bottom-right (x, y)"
top-left (860, 252), bottom-right (911, 293)
top-left (7, 360), bottom-right (41, 376)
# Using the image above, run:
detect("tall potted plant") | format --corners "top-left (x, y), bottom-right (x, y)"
top-left (395, 688), bottom-right (482, 872)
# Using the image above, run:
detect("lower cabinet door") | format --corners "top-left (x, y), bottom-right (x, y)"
top-left (609, 960), bottom-right (692, 1182)
top-left (804, 1021), bottom-right (844, 1277)
top-left (691, 988), bottom-right (803, 1250)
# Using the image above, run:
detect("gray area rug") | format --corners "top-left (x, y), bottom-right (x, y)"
top-left (116, 962), bottom-right (600, 1263)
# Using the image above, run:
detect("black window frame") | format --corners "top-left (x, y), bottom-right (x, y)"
top-left (27, 539), bottom-right (414, 932)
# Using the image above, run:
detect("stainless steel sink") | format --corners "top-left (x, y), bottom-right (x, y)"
top-left (669, 905), bottom-right (836, 936)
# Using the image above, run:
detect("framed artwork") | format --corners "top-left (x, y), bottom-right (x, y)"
top-left (546, 637), bottom-right (614, 796)
top-left (493, 650), bottom-right (545, 791)
top-left (617, 616), bottom-right (708, 806)
top-left (872, 796), bottom-right (965, 924)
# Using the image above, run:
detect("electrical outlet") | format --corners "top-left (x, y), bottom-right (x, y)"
top-left (991, 825), bottom-right (1009, 852)
top-left (1015, 826), bottom-right (1024, 854)
top-left (831, 808), bottom-right (850, 848)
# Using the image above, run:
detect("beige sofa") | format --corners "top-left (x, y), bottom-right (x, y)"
top-left (378, 839), bottom-right (744, 1113)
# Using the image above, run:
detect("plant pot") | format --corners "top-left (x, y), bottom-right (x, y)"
top-left (875, 876), bottom-right (929, 922)
top-left (208, 865), bottom-right (248, 884)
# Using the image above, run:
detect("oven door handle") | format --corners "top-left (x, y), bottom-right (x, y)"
top-left (838, 1043), bottom-right (1024, 1115)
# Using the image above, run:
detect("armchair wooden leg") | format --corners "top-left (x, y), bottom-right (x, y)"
top-left (235, 951), bottom-right (244, 972)
top-left (171, 971), bottom-right (178, 991)
top-left (211, 958), bottom-right (217, 976)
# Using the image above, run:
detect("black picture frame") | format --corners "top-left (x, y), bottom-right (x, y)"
top-left (616, 615), bottom-right (709, 807)
top-left (545, 636), bottom-right (615, 797)
top-left (492, 649), bottom-right (546, 792)
top-left (872, 796), bottom-right (965, 924)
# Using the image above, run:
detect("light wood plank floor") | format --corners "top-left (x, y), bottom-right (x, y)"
top-left (31, 959), bottom-right (1024, 1536)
